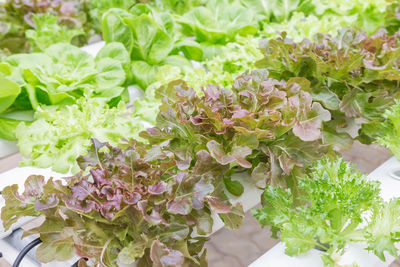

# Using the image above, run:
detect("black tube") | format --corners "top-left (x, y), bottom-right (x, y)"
top-left (12, 237), bottom-right (42, 267)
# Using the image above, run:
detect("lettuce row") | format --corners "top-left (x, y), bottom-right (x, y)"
top-left (256, 29), bottom-right (400, 148)
top-left (0, 0), bottom-right (90, 54)
top-left (0, 42), bottom-right (130, 140)
top-left (1, 138), bottom-right (241, 266)
top-left (142, 70), bottom-right (331, 192)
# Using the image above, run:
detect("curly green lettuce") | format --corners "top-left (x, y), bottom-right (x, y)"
top-left (153, 36), bottom-right (263, 93)
top-left (258, 0), bottom-right (389, 41)
top-left (25, 13), bottom-right (84, 52)
top-left (377, 100), bottom-right (400, 159)
top-left (253, 157), bottom-right (400, 266)
top-left (16, 98), bottom-right (146, 173)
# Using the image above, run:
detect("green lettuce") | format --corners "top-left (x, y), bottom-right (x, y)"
top-left (151, 0), bottom-right (206, 14)
top-left (263, 12), bottom-right (357, 42)
top-left (175, 0), bottom-right (258, 59)
top-left (253, 157), bottom-right (400, 266)
top-left (152, 36), bottom-right (263, 96)
top-left (0, 74), bottom-right (20, 113)
top-left (248, 0), bottom-right (390, 41)
top-left (16, 98), bottom-right (146, 173)
top-left (0, 42), bottom-right (129, 111)
top-left (25, 14), bottom-right (84, 52)
top-left (377, 101), bottom-right (400, 159)
top-left (88, 0), bottom-right (138, 32)
top-left (102, 5), bottom-right (197, 89)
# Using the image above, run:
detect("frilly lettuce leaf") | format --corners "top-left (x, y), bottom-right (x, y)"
top-left (153, 36), bottom-right (263, 95)
top-left (175, 0), bottom-right (258, 59)
top-left (25, 13), bottom-right (84, 52)
top-left (0, 42), bottom-right (129, 113)
top-left (253, 157), bottom-right (392, 266)
top-left (365, 198), bottom-right (400, 261)
top-left (1, 139), bottom-right (234, 266)
top-left (16, 98), bottom-right (146, 173)
top-left (142, 69), bottom-right (331, 189)
top-left (377, 100), bottom-right (400, 159)
top-left (257, 29), bottom-right (400, 147)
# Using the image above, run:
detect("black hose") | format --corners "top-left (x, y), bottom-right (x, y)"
top-left (12, 237), bottom-right (42, 267)
top-left (12, 237), bottom-right (85, 267)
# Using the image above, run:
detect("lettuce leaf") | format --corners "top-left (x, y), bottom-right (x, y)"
top-left (0, 0), bottom-right (90, 54)
top-left (0, 117), bottom-right (31, 141)
top-left (1, 42), bottom-right (129, 112)
top-left (377, 100), bottom-right (400, 159)
top-left (151, 36), bottom-right (263, 97)
top-left (1, 139), bottom-right (233, 266)
top-left (253, 157), bottom-right (399, 266)
top-left (25, 13), bottom-right (84, 52)
top-left (0, 74), bottom-right (21, 113)
top-left (142, 70), bottom-right (331, 191)
top-left (16, 98), bottom-right (146, 173)
top-left (256, 29), bottom-right (400, 146)
top-left (175, 0), bottom-right (258, 59)
top-left (102, 5), bottom-right (195, 89)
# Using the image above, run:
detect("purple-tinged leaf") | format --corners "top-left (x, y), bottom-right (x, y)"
top-left (206, 140), bottom-right (234, 165)
top-left (251, 162), bottom-right (268, 188)
top-left (148, 182), bottom-right (167, 195)
top-left (21, 175), bottom-right (45, 201)
top-left (205, 196), bottom-right (232, 214)
top-left (35, 195), bottom-right (59, 210)
top-left (167, 197), bottom-right (192, 215)
top-left (150, 240), bottom-right (184, 267)
top-left (174, 172), bottom-right (189, 184)
top-left (123, 191), bottom-right (141, 204)
top-left (137, 200), bottom-right (168, 225)
top-left (161, 250), bottom-right (184, 267)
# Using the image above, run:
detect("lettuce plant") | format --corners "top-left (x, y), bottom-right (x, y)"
top-left (256, 29), bottom-right (400, 148)
top-left (25, 13), bottom-right (84, 52)
top-left (0, 42), bottom-right (130, 140)
top-left (240, 0), bottom-right (389, 41)
top-left (2, 42), bottom-right (129, 108)
top-left (385, 1), bottom-right (400, 35)
top-left (0, 0), bottom-right (89, 54)
top-left (141, 70), bottom-right (331, 194)
top-left (253, 158), bottom-right (400, 266)
top-left (1, 138), bottom-right (242, 266)
top-left (15, 98), bottom-right (146, 174)
top-left (102, 4), bottom-right (201, 89)
top-left (175, 0), bottom-right (258, 60)
top-left (151, 0), bottom-right (205, 15)
top-left (88, 0), bottom-right (138, 32)
top-left (150, 35), bottom-right (263, 97)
